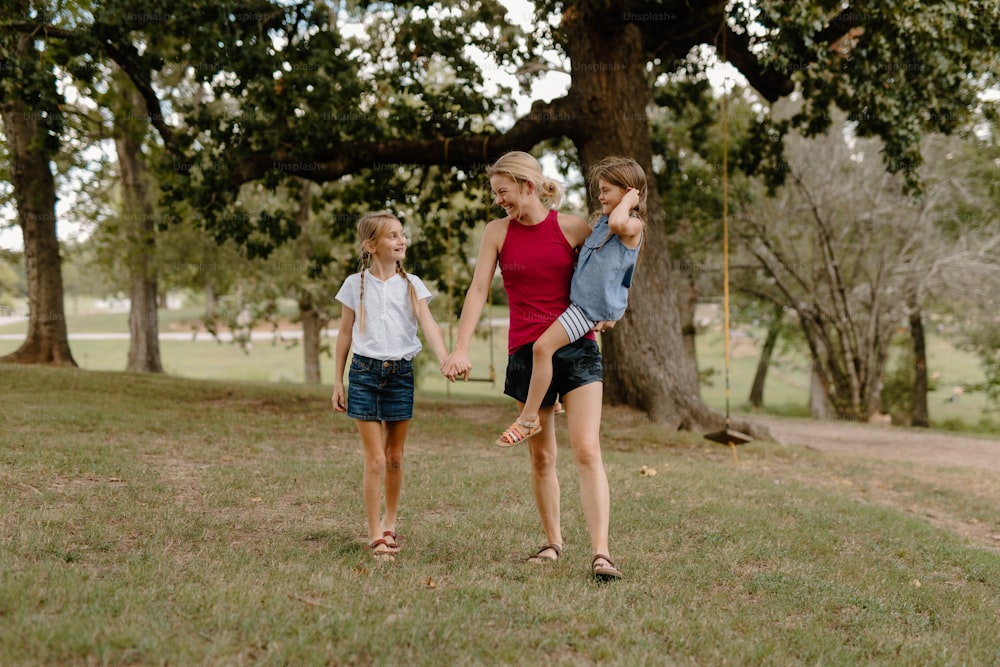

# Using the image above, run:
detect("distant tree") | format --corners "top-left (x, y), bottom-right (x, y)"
top-left (925, 131), bottom-right (1000, 414)
top-left (0, 250), bottom-right (20, 311)
top-left (0, 13), bottom-right (75, 365)
top-left (737, 112), bottom-right (999, 422)
top-left (109, 68), bottom-right (163, 372)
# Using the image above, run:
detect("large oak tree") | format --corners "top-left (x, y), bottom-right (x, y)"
top-left (4, 1), bottom-right (997, 435)
top-left (150, 1), bottom-right (994, 432)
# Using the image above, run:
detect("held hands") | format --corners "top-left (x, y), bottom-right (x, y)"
top-left (441, 351), bottom-right (471, 382)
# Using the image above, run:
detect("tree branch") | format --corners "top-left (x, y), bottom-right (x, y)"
top-left (720, 25), bottom-right (794, 103)
top-left (228, 96), bottom-right (580, 188)
top-left (97, 40), bottom-right (178, 154)
top-left (1, 20), bottom-right (179, 153)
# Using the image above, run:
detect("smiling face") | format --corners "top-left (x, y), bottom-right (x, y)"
top-left (364, 217), bottom-right (407, 262)
top-left (597, 179), bottom-right (628, 215)
top-left (490, 174), bottom-right (527, 220)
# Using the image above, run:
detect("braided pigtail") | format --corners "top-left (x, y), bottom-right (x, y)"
top-left (356, 250), bottom-right (371, 333)
top-left (354, 210), bottom-right (401, 333)
top-left (395, 261), bottom-right (420, 320)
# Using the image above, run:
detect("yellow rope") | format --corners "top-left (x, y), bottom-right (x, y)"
top-left (721, 26), bottom-right (738, 462)
top-left (444, 139), bottom-right (453, 397)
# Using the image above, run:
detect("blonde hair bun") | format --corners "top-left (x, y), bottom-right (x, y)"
top-left (488, 151), bottom-right (564, 209)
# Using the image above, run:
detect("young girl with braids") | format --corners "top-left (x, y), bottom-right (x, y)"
top-left (332, 210), bottom-right (449, 561)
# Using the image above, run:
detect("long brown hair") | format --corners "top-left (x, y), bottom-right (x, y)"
top-left (354, 210), bottom-right (419, 333)
top-left (588, 156), bottom-right (648, 249)
top-left (588, 156), bottom-right (648, 222)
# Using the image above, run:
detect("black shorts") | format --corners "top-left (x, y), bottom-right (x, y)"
top-left (504, 338), bottom-right (603, 407)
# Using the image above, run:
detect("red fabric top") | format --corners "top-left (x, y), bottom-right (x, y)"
top-left (498, 209), bottom-right (596, 353)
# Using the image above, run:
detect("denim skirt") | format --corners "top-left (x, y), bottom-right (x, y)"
top-left (347, 354), bottom-right (415, 421)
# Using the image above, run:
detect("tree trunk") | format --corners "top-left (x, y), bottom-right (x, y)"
top-left (300, 296), bottom-right (323, 385)
top-left (810, 364), bottom-right (835, 419)
top-left (749, 306), bottom-right (783, 408)
top-left (292, 179), bottom-right (326, 385)
top-left (205, 282), bottom-right (218, 319)
top-left (562, 5), bottom-right (766, 437)
top-left (676, 274), bottom-right (699, 373)
top-left (0, 45), bottom-right (76, 367)
top-left (909, 306), bottom-right (930, 428)
top-left (114, 71), bottom-right (163, 373)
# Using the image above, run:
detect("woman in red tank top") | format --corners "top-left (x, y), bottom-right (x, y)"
top-left (443, 151), bottom-right (623, 581)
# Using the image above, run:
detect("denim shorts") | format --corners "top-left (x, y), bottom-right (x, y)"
top-left (504, 338), bottom-right (603, 407)
top-left (347, 354), bottom-right (415, 421)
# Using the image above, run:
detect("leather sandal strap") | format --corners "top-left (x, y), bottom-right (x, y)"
top-left (536, 543), bottom-right (562, 558)
top-left (592, 554), bottom-right (616, 568)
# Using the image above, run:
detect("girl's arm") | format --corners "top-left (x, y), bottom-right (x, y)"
top-left (608, 188), bottom-right (643, 247)
top-left (414, 297), bottom-right (450, 374)
top-left (331, 306), bottom-right (355, 412)
top-left (442, 218), bottom-right (505, 379)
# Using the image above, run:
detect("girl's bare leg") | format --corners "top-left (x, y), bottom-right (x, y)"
top-left (357, 420), bottom-right (388, 545)
top-left (381, 420), bottom-right (410, 538)
top-left (519, 322), bottom-right (572, 425)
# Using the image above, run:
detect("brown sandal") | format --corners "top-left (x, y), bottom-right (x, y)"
top-left (527, 543), bottom-right (562, 563)
top-left (367, 538), bottom-right (395, 561)
top-left (591, 554), bottom-right (623, 581)
top-left (382, 531), bottom-right (402, 553)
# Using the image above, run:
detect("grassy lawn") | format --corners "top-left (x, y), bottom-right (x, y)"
top-left (1, 306), bottom-right (993, 432)
top-left (2, 366), bottom-right (999, 665)
top-left (695, 324), bottom-right (993, 432)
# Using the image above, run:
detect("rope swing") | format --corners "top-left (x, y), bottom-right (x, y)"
top-left (443, 138), bottom-right (496, 396)
top-left (705, 23), bottom-right (753, 455)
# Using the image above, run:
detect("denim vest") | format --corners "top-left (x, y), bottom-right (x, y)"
top-left (570, 215), bottom-right (642, 321)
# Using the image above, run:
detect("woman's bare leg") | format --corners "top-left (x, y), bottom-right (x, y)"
top-left (562, 382), bottom-right (611, 561)
top-left (526, 404), bottom-right (562, 558)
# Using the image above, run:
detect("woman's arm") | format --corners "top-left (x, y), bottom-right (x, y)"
top-left (557, 211), bottom-right (594, 248)
top-left (443, 218), bottom-right (506, 378)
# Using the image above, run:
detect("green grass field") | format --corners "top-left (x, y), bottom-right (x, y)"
top-left (1, 305), bottom-right (993, 431)
top-left (2, 366), bottom-right (999, 665)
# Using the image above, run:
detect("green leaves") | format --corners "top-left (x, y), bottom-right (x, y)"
top-left (753, 0), bottom-right (1000, 192)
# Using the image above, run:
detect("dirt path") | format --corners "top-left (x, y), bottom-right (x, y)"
top-left (738, 414), bottom-right (1000, 552)
top-left (749, 414), bottom-right (1000, 471)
